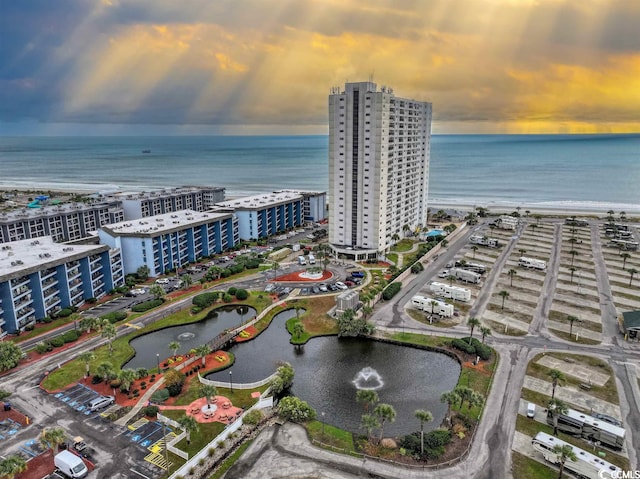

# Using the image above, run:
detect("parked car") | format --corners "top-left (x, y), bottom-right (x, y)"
top-left (311, 286), bottom-right (320, 294)
top-left (264, 283), bottom-right (275, 293)
top-left (130, 288), bottom-right (146, 295)
top-left (327, 283), bottom-right (338, 292)
top-left (335, 281), bottom-right (348, 290)
top-left (344, 280), bottom-right (354, 287)
top-left (318, 284), bottom-right (328, 292)
top-left (155, 278), bottom-right (170, 284)
top-left (438, 270), bottom-right (449, 278)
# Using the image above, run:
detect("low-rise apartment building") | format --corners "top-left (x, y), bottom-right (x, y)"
top-left (274, 190), bottom-right (327, 222)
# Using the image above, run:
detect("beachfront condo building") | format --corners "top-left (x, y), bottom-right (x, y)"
top-left (113, 186), bottom-right (226, 220)
top-left (0, 237), bottom-right (124, 335)
top-left (328, 81), bottom-right (432, 259)
top-left (0, 202), bottom-right (125, 244)
top-left (214, 192), bottom-right (304, 240)
top-left (98, 210), bottom-right (237, 276)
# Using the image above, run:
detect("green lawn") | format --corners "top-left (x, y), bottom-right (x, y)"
top-left (306, 420), bottom-right (356, 453)
top-left (386, 253), bottom-right (398, 265)
top-left (391, 239), bottom-right (415, 252)
top-left (512, 451), bottom-right (557, 479)
top-left (14, 315), bottom-right (82, 344)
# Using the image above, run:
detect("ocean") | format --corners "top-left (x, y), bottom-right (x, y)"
top-left (0, 134), bottom-right (638, 212)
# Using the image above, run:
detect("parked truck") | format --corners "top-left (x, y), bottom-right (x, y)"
top-left (308, 254), bottom-right (316, 264)
top-left (298, 255), bottom-right (306, 265)
top-left (411, 295), bottom-right (454, 317)
top-left (430, 282), bottom-right (472, 302)
top-left (469, 235), bottom-right (501, 248)
top-left (54, 450), bottom-right (88, 478)
top-left (450, 268), bottom-right (481, 284)
top-left (518, 257), bottom-right (547, 271)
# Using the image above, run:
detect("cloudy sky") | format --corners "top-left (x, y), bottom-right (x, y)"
top-left (2, 0), bottom-right (640, 135)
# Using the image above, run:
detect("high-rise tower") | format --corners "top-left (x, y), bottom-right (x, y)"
top-left (328, 81), bottom-right (432, 260)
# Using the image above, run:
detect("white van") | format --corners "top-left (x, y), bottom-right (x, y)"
top-left (527, 402), bottom-right (536, 418)
top-left (89, 395), bottom-right (114, 412)
top-left (54, 450), bottom-right (88, 478)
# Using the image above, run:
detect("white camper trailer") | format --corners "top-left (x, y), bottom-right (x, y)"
top-left (429, 282), bottom-right (472, 302)
top-left (450, 268), bottom-right (481, 283)
top-left (410, 295), bottom-right (454, 317)
top-left (469, 236), bottom-right (501, 248)
top-left (518, 257), bottom-right (547, 271)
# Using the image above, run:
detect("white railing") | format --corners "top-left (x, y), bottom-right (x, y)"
top-left (167, 396), bottom-right (273, 479)
top-left (157, 412), bottom-right (190, 460)
top-left (197, 371), bottom-right (278, 390)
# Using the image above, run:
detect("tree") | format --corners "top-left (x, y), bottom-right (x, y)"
top-left (168, 341), bottom-right (181, 358)
top-left (200, 384), bottom-right (217, 406)
top-left (195, 344), bottom-right (211, 367)
top-left (178, 415), bottom-right (199, 444)
top-left (79, 316), bottom-right (97, 334)
top-left (621, 253), bottom-right (631, 269)
top-left (568, 250), bottom-right (578, 266)
top-left (271, 261), bottom-right (280, 280)
top-left (270, 362), bottom-right (295, 397)
top-left (0, 342), bottom-right (23, 372)
top-left (337, 308), bottom-right (374, 337)
top-left (480, 326), bottom-right (492, 343)
top-left (136, 265), bottom-right (150, 281)
top-left (294, 305), bottom-right (302, 321)
top-left (440, 391), bottom-right (460, 424)
top-left (628, 268), bottom-right (638, 286)
top-left (549, 369), bottom-right (565, 400)
top-left (207, 265), bottom-right (222, 281)
top-left (373, 403), bottom-right (397, 443)
top-left (533, 214), bottom-right (542, 225)
top-left (415, 409), bottom-right (433, 455)
top-left (453, 386), bottom-right (474, 409)
top-left (446, 274), bottom-right (457, 287)
top-left (548, 398), bottom-right (569, 436)
top-left (0, 455), bottom-right (27, 479)
top-left (148, 284), bottom-right (166, 300)
top-left (402, 224), bottom-right (410, 238)
top-left (470, 245), bottom-right (479, 259)
top-left (552, 443), bottom-right (577, 479)
top-left (391, 233), bottom-right (400, 245)
top-left (39, 427), bottom-right (66, 451)
top-left (101, 323), bottom-right (117, 355)
top-left (566, 315), bottom-right (579, 339)
top-left (507, 269), bottom-right (517, 287)
top-left (292, 322), bottom-right (305, 340)
top-left (356, 390), bottom-right (379, 413)
top-left (96, 362), bottom-right (115, 383)
top-left (362, 305), bottom-right (373, 319)
top-left (118, 368), bottom-right (138, 392)
top-left (518, 249), bottom-right (527, 257)
top-left (164, 368), bottom-right (186, 396)
top-left (498, 290), bottom-right (510, 310)
top-left (568, 266), bottom-right (577, 283)
top-left (467, 317), bottom-right (481, 343)
top-left (360, 414), bottom-right (379, 442)
top-left (277, 396), bottom-right (316, 423)
top-left (79, 351), bottom-right (95, 378)
top-left (619, 211), bottom-right (627, 221)
top-left (181, 274), bottom-right (193, 290)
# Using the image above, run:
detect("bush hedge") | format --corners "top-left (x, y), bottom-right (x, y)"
top-left (192, 292), bottom-right (219, 309)
top-left (227, 287), bottom-right (237, 296)
top-left (62, 330), bottom-right (80, 343)
top-left (235, 288), bottom-right (249, 300)
top-left (50, 337), bottom-right (65, 348)
top-left (57, 308), bottom-right (73, 318)
top-left (131, 299), bottom-right (164, 313)
top-left (382, 282), bottom-right (402, 300)
top-left (150, 389), bottom-right (170, 404)
top-left (451, 337), bottom-right (492, 360)
top-left (101, 311), bottom-right (127, 324)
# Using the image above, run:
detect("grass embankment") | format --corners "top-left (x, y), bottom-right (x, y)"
top-left (208, 440), bottom-right (254, 479)
top-left (512, 451), bottom-right (557, 479)
top-left (306, 420), bottom-right (357, 454)
top-left (390, 239), bottom-right (415, 253)
top-left (42, 294), bottom-right (271, 391)
top-left (548, 329), bottom-right (601, 345)
top-left (526, 353), bottom-right (618, 404)
top-left (284, 297), bottom-right (339, 345)
top-left (13, 314), bottom-right (83, 344)
top-left (405, 309), bottom-right (459, 328)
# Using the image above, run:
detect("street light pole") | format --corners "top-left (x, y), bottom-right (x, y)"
top-left (321, 411), bottom-right (325, 438)
top-left (229, 371), bottom-right (233, 392)
top-left (156, 353), bottom-right (161, 374)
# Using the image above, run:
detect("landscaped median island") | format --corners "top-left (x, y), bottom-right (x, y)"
top-left (512, 352), bottom-right (630, 477)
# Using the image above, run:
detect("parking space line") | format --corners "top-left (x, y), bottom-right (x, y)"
top-left (130, 469), bottom-right (151, 479)
top-left (125, 322), bottom-right (142, 329)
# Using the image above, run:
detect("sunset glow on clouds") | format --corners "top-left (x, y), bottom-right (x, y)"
top-left (1, 0), bottom-right (640, 134)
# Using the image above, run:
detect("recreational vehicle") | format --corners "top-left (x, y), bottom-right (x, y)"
top-left (531, 432), bottom-right (621, 479)
top-left (450, 268), bottom-right (481, 284)
top-left (518, 257), bottom-right (547, 271)
top-left (456, 261), bottom-right (487, 274)
top-left (410, 295), bottom-right (454, 317)
top-left (429, 282), bottom-right (471, 302)
top-left (546, 407), bottom-right (626, 450)
top-left (609, 239), bottom-right (639, 251)
top-left (469, 235), bottom-right (501, 248)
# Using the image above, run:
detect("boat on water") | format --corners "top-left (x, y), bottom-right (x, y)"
top-left (142, 149), bottom-right (151, 154)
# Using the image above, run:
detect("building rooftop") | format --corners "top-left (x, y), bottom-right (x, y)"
top-left (0, 237), bottom-right (109, 281)
top-left (100, 209), bottom-right (233, 237)
top-left (111, 186), bottom-right (225, 201)
top-left (0, 201), bottom-right (121, 222)
top-left (215, 191), bottom-right (303, 210)
top-left (274, 189), bottom-right (326, 197)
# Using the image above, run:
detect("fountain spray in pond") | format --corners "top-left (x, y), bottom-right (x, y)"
top-left (352, 367), bottom-right (384, 391)
top-left (177, 332), bottom-right (195, 341)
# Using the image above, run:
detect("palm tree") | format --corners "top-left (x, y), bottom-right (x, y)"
top-left (467, 317), bottom-right (481, 343)
top-left (548, 398), bottom-right (569, 436)
top-left (566, 315), bottom-right (579, 338)
top-left (0, 455), bottom-right (27, 479)
top-left (548, 369), bottom-right (565, 400)
top-left (446, 274), bottom-right (457, 287)
top-left (178, 415), bottom-right (199, 445)
top-left (470, 245), bottom-right (479, 259)
top-left (518, 249), bottom-right (527, 257)
top-left (200, 384), bottom-right (217, 406)
top-left (402, 224), bottom-right (410, 238)
top-left (467, 390), bottom-right (485, 411)
top-left (195, 344), bottom-right (211, 367)
top-left (498, 290), bottom-right (510, 310)
top-left (101, 323), bottom-right (117, 355)
top-left (96, 362), bottom-right (115, 384)
top-left (440, 390), bottom-right (460, 424)
top-left (453, 386), bottom-right (474, 409)
top-left (373, 403), bottom-right (396, 443)
top-left (621, 253), bottom-right (631, 269)
top-left (414, 409), bottom-right (433, 455)
top-left (148, 284), bottom-right (166, 300)
top-left (181, 274), bottom-right (193, 290)
top-left (292, 322), bottom-right (305, 339)
top-left (568, 250), bottom-right (578, 266)
top-left (619, 211), bottom-right (627, 221)
top-left (391, 233), bottom-right (400, 245)
top-left (628, 268), bottom-right (638, 286)
top-left (294, 305), bottom-right (302, 321)
top-left (362, 305), bottom-right (373, 319)
top-left (168, 341), bottom-right (181, 358)
top-left (39, 427), bottom-right (66, 451)
top-left (272, 261), bottom-right (280, 280)
top-left (568, 266), bottom-right (577, 283)
top-left (118, 368), bottom-right (138, 392)
top-left (79, 351), bottom-right (95, 378)
top-left (79, 316), bottom-right (97, 334)
top-left (507, 269), bottom-right (517, 287)
top-left (356, 390), bottom-right (379, 413)
top-left (480, 326), bottom-right (491, 343)
top-left (552, 443), bottom-right (577, 479)
top-left (207, 265), bottom-right (222, 281)
top-left (360, 414), bottom-right (379, 442)
top-left (533, 214), bottom-right (542, 225)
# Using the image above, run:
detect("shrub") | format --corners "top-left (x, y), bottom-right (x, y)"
top-left (42, 317), bottom-right (53, 323)
top-left (207, 447), bottom-right (216, 457)
top-left (411, 262), bottom-right (424, 274)
top-left (87, 297), bottom-right (97, 304)
top-left (222, 293), bottom-right (233, 303)
top-left (399, 433), bottom-right (421, 456)
top-left (198, 458), bottom-right (205, 466)
top-left (50, 337), bottom-right (64, 348)
top-left (192, 292), bottom-right (219, 309)
top-left (451, 338), bottom-right (475, 355)
top-left (110, 379), bottom-right (121, 389)
top-left (475, 343), bottom-right (492, 361)
top-left (150, 389), bottom-right (170, 403)
top-left (142, 405), bottom-right (159, 417)
top-left (382, 282), bottom-right (402, 300)
top-left (91, 375), bottom-right (102, 384)
top-left (101, 311), bottom-right (127, 324)
top-left (234, 288), bottom-right (249, 300)
top-left (57, 308), bottom-right (73, 318)
top-left (227, 287), bottom-right (238, 296)
top-left (35, 342), bottom-right (49, 354)
top-left (62, 330), bottom-right (80, 343)
top-left (191, 306), bottom-right (201, 314)
top-left (131, 299), bottom-right (164, 313)
top-left (243, 409), bottom-right (263, 425)
top-left (25, 324), bottom-right (35, 331)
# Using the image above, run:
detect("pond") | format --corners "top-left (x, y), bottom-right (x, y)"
top-left (206, 309), bottom-right (461, 436)
top-left (124, 305), bottom-right (256, 370)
